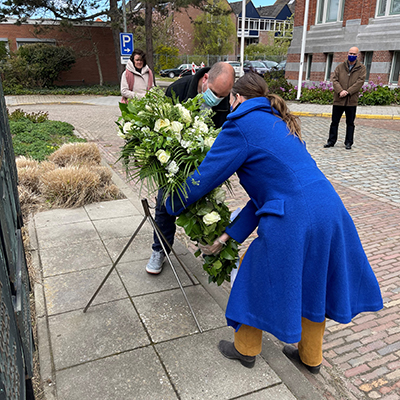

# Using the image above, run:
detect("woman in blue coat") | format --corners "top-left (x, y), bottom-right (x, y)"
top-left (166, 73), bottom-right (383, 373)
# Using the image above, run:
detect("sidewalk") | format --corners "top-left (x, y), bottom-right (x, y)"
top-left (28, 167), bottom-right (323, 400)
top-left (8, 94), bottom-right (400, 399)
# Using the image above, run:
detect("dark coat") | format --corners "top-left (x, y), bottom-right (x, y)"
top-left (332, 60), bottom-right (366, 107)
top-left (166, 67), bottom-right (230, 129)
top-left (166, 97), bottom-right (383, 343)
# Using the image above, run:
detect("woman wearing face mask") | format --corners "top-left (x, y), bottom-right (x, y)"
top-left (166, 73), bottom-right (382, 373)
top-left (121, 49), bottom-right (154, 103)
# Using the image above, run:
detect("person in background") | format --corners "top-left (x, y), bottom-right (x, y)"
top-left (120, 49), bottom-right (154, 102)
top-left (165, 73), bottom-right (383, 372)
top-left (145, 62), bottom-right (235, 275)
top-left (324, 46), bottom-right (366, 150)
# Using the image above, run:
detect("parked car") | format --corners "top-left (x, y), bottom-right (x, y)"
top-left (275, 60), bottom-right (286, 72)
top-left (159, 64), bottom-right (199, 78)
top-left (224, 61), bottom-right (241, 77)
top-left (261, 60), bottom-right (279, 71)
top-left (243, 61), bottom-right (268, 76)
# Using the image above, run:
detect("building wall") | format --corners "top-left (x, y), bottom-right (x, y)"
top-left (286, 0), bottom-right (400, 85)
top-left (0, 20), bottom-right (119, 85)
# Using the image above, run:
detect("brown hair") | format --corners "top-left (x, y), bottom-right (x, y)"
top-left (130, 49), bottom-right (147, 67)
top-left (232, 73), bottom-right (302, 141)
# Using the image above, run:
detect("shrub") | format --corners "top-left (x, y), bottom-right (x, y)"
top-left (155, 45), bottom-right (180, 72)
top-left (8, 108), bottom-right (49, 123)
top-left (3, 43), bottom-right (76, 88)
top-left (358, 82), bottom-right (394, 106)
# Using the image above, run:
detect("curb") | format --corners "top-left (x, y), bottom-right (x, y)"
top-left (292, 111), bottom-right (400, 120)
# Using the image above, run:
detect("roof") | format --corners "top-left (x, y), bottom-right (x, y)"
top-left (230, 0), bottom-right (252, 16)
top-left (257, 0), bottom-right (295, 18)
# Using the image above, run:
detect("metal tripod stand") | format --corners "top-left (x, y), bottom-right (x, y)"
top-left (83, 198), bottom-right (202, 332)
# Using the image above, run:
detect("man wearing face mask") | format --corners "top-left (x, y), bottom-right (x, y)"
top-left (324, 47), bottom-right (366, 150)
top-left (145, 62), bottom-right (235, 274)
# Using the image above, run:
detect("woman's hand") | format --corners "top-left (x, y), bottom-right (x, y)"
top-left (198, 233), bottom-right (230, 255)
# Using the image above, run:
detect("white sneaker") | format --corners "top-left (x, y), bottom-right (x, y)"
top-left (146, 250), bottom-right (165, 274)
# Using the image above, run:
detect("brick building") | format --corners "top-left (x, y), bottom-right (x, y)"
top-left (230, 0), bottom-right (294, 54)
top-left (0, 19), bottom-right (119, 85)
top-left (286, 0), bottom-right (400, 85)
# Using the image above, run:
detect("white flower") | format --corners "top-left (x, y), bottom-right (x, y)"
top-left (117, 131), bottom-right (126, 139)
top-left (175, 104), bottom-right (192, 124)
top-left (180, 140), bottom-right (192, 149)
top-left (213, 188), bottom-right (226, 204)
top-left (204, 137), bottom-right (215, 148)
top-left (156, 149), bottom-right (170, 164)
top-left (141, 126), bottom-right (151, 134)
top-left (145, 105), bottom-right (152, 111)
top-left (203, 211), bottom-right (221, 226)
top-left (154, 118), bottom-right (171, 132)
top-left (166, 160), bottom-right (179, 175)
top-left (171, 121), bottom-right (184, 135)
top-left (193, 116), bottom-right (209, 134)
top-left (123, 122), bottom-right (133, 133)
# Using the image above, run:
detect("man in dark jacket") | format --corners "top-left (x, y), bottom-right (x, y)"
top-left (324, 47), bottom-right (366, 150)
top-left (146, 62), bottom-right (235, 274)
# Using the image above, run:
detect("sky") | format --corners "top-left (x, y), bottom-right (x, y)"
top-left (229, 0), bottom-right (276, 8)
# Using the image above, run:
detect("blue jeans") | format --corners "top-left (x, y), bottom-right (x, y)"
top-left (152, 189), bottom-right (176, 254)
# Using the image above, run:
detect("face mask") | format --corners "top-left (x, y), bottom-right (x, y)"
top-left (348, 55), bottom-right (357, 62)
top-left (203, 86), bottom-right (223, 107)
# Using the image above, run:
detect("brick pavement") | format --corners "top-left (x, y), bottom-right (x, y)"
top-left (8, 102), bottom-right (400, 399)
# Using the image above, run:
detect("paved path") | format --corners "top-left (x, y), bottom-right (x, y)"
top-left (7, 95), bottom-right (400, 399)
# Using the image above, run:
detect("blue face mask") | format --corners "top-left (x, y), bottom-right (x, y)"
top-left (203, 87), bottom-right (223, 107)
top-left (348, 55), bottom-right (357, 62)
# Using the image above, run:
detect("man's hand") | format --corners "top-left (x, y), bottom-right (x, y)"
top-left (339, 90), bottom-right (349, 98)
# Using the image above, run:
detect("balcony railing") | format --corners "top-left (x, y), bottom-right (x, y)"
top-left (237, 17), bottom-right (292, 37)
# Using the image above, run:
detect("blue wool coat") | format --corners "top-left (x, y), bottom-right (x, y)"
top-left (166, 97), bottom-right (383, 343)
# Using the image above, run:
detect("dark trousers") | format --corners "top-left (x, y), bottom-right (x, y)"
top-left (328, 105), bottom-right (357, 146)
top-left (152, 189), bottom-right (176, 254)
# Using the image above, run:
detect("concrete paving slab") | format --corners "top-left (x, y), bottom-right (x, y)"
top-left (43, 267), bottom-right (127, 315)
top-left (34, 207), bottom-right (89, 228)
top-left (84, 198), bottom-right (142, 220)
top-left (48, 298), bottom-right (150, 370)
top-left (35, 220), bottom-right (99, 249)
top-left (155, 327), bottom-right (281, 399)
top-left (56, 347), bottom-right (177, 400)
top-left (103, 234), bottom-right (154, 263)
top-left (117, 258), bottom-right (198, 297)
top-left (40, 239), bottom-right (111, 277)
top-left (133, 285), bottom-right (226, 342)
top-left (239, 385), bottom-right (297, 399)
top-left (92, 214), bottom-right (153, 240)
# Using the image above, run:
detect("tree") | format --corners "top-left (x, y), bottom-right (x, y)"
top-left (193, 0), bottom-right (235, 55)
top-left (0, 0), bottom-right (232, 80)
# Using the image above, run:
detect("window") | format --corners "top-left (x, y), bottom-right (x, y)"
top-left (316, 0), bottom-right (345, 23)
top-left (363, 52), bottom-right (373, 82)
top-left (306, 54), bottom-right (313, 80)
top-left (390, 51), bottom-right (400, 84)
top-left (16, 38), bottom-right (56, 49)
top-left (325, 53), bottom-right (333, 80)
top-left (376, 0), bottom-right (400, 16)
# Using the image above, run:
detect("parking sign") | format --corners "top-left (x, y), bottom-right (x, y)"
top-left (120, 33), bottom-right (134, 56)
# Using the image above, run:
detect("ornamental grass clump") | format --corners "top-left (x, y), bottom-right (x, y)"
top-left (40, 167), bottom-right (101, 208)
top-left (49, 142), bottom-right (102, 167)
top-left (16, 143), bottom-right (123, 219)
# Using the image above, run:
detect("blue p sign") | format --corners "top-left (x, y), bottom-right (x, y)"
top-left (120, 33), bottom-right (134, 56)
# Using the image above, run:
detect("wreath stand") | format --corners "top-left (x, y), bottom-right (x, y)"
top-left (83, 198), bottom-right (202, 333)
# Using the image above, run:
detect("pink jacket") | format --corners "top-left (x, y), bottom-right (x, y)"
top-left (120, 60), bottom-right (154, 102)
